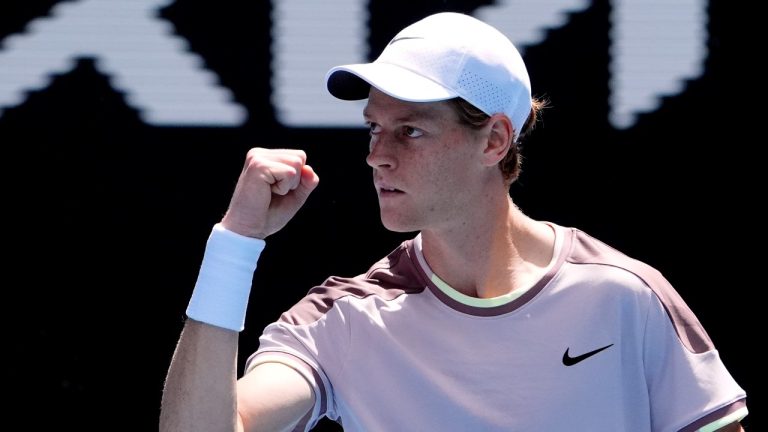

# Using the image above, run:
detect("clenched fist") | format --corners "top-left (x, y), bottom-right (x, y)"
top-left (220, 148), bottom-right (320, 239)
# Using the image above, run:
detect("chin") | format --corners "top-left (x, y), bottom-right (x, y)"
top-left (380, 214), bottom-right (420, 233)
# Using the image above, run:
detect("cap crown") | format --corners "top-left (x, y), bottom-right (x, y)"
top-left (379, 12), bottom-right (531, 133)
top-left (326, 12), bottom-right (532, 139)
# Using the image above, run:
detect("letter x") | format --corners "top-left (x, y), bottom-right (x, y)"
top-left (0, 0), bottom-right (246, 125)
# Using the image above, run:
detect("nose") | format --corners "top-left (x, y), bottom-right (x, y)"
top-left (366, 134), bottom-right (397, 170)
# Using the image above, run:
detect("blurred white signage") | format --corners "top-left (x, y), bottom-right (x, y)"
top-left (0, 0), bottom-right (707, 130)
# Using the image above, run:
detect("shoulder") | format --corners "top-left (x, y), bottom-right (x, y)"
top-left (279, 237), bottom-right (427, 325)
top-left (558, 225), bottom-right (714, 353)
top-left (361, 237), bottom-right (428, 290)
top-left (548, 224), bottom-right (671, 302)
top-left (564, 226), bottom-right (665, 284)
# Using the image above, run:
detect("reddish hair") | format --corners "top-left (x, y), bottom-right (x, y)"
top-left (450, 97), bottom-right (546, 183)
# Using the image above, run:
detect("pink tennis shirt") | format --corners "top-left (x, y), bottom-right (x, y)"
top-left (246, 223), bottom-right (747, 431)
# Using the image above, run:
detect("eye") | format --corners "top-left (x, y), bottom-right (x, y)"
top-left (403, 126), bottom-right (423, 138)
top-left (368, 122), bottom-right (382, 135)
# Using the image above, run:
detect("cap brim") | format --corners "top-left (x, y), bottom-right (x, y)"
top-left (326, 63), bottom-right (458, 102)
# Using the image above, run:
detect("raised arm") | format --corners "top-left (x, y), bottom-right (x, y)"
top-left (159, 148), bottom-right (320, 432)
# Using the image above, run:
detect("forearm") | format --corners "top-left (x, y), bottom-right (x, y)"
top-left (160, 149), bottom-right (320, 431)
top-left (160, 319), bottom-right (241, 432)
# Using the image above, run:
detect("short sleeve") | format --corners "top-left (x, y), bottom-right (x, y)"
top-left (643, 292), bottom-right (747, 431)
top-left (243, 296), bottom-right (352, 431)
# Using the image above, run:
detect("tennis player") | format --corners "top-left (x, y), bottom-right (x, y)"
top-left (160, 12), bottom-right (748, 432)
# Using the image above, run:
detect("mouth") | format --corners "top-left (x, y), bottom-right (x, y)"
top-left (376, 183), bottom-right (405, 196)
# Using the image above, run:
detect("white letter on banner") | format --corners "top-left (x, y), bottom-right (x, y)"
top-left (608, 0), bottom-right (706, 129)
top-left (270, 0), bottom-right (368, 127)
top-left (0, 0), bottom-right (246, 125)
top-left (272, 0), bottom-right (707, 131)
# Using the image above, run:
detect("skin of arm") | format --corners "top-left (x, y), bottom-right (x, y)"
top-left (237, 362), bottom-right (315, 432)
top-left (159, 319), bottom-right (240, 431)
top-left (159, 148), bottom-right (320, 432)
top-left (716, 422), bottom-right (744, 432)
top-left (159, 320), bottom-right (315, 432)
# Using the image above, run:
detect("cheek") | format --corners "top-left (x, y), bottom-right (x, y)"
top-left (438, 138), bottom-right (481, 178)
top-left (426, 152), bottom-right (476, 194)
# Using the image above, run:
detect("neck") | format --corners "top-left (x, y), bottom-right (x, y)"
top-left (420, 196), bottom-right (554, 299)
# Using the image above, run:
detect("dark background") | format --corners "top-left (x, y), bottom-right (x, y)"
top-left (1, 0), bottom-right (756, 430)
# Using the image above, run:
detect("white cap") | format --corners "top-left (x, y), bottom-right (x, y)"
top-left (326, 12), bottom-right (532, 141)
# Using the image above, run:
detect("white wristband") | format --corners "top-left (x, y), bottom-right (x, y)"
top-left (186, 223), bottom-right (266, 332)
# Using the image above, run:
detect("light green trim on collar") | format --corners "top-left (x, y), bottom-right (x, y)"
top-left (428, 271), bottom-right (529, 307)
top-left (414, 224), bottom-right (560, 308)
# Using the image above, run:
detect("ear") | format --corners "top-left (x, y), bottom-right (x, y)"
top-left (480, 114), bottom-right (514, 167)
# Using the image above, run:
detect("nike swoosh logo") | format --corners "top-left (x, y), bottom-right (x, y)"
top-left (388, 36), bottom-right (424, 46)
top-left (562, 343), bottom-right (614, 366)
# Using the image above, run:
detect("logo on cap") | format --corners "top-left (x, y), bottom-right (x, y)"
top-left (388, 36), bottom-right (425, 46)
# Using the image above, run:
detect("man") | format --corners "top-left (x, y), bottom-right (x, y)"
top-left (160, 12), bottom-right (748, 432)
